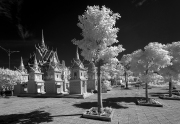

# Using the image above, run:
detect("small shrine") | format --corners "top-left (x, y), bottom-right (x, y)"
top-left (44, 52), bottom-right (63, 94)
top-left (14, 57), bottom-right (29, 95)
top-left (86, 62), bottom-right (97, 92)
top-left (27, 55), bottom-right (45, 94)
top-left (69, 47), bottom-right (88, 94)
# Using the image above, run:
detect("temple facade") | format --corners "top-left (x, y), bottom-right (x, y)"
top-left (15, 30), bottom-right (70, 95)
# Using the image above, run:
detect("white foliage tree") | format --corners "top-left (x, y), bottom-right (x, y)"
top-left (0, 68), bottom-right (22, 96)
top-left (129, 42), bottom-right (172, 102)
top-left (158, 42), bottom-right (180, 97)
top-left (101, 59), bottom-right (120, 85)
top-left (72, 5), bottom-right (125, 113)
top-left (120, 54), bottom-right (133, 89)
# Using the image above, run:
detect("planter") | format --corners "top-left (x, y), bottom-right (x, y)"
top-left (82, 107), bottom-right (114, 121)
top-left (136, 98), bottom-right (163, 107)
top-left (159, 94), bottom-right (180, 100)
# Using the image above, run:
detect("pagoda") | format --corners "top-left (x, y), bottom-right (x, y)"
top-left (69, 47), bottom-right (88, 94)
top-left (14, 57), bottom-right (29, 95)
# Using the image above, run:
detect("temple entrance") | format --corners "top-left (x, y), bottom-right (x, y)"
top-left (57, 85), bottom-right (61, 94)
top-left (37, 86), bottom-right (41, 93)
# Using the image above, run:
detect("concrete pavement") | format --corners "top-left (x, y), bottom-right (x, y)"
top-left (0, 86), bottom-right (180, 124)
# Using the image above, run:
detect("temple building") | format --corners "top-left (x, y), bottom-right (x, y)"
top-left (69, 47), bottom-right (88, 94)
top-left (86, 62), bottom-right (97, 92)
top-left (14, 30), bottom-right (70, 95)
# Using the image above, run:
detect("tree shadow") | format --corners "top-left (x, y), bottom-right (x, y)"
top-left (51, 114), bottom-right (82, 117)
top-left (73, 97), bottom-right (143, 109)
top-left (0, 110), bottom-right (53, 124)
top-left (104, 97), bottom-right (142, 103)
top-left (149, 92), bottom-right (169, 97)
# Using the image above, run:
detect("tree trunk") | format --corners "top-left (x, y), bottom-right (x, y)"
top-left (125, 71), bottom-right (128, 89)
top-left (169, 78), bottom-right (172, 97)
top-left (11, 86), bottom-right (14, 96)
top-left (97, 60), bottom-right (103, 113)
top-left (145, 82), bottom-right (148, 103)
top-left (11, 90), bottom-right (13, 96)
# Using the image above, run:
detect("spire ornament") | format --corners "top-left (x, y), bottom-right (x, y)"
top-left (19, 57), bottom-right (25, 71)
top-left (41, 29), bottom-right (45, 48)
top-left (76, 46), bottom-right (80, 60)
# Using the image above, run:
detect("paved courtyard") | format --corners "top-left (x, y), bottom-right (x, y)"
top-left (0, 86), bottom-right (180, 124)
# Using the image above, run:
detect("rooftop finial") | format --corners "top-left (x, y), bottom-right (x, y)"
top-left (19, 57), bottom-right (24, 70)
top-left (76, 46), bottom-right (79, 60)
top-left (41, 29), bottom-right (45, 48)
top-left (33, 54), bottom-right (38, 69)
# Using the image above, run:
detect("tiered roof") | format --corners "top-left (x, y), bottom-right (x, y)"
top-left (48, 52), bottom-right (62, 72)
top-left (26, 30), bottom-right (61, 70)
top-left (71, 47), bottom-right (87, 70)
top-left (29, 55), bottom-right (41, 73)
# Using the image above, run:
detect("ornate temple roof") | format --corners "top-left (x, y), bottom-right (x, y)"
top-left (88, 62), bottom-right (96, 72)
top-left (26, 30), bottom-right (61, 70)
top-left (17, 57), bottom-right (28, 74)
top-left (48, 52), bottom-right (62, 72)
top-left (29, 55), bottom-right (41, 73)
top-left (71, 47), bottom-right (87, 70)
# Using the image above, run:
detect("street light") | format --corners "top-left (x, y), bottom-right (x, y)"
top-left (0, 45), bottom-right (20, 69)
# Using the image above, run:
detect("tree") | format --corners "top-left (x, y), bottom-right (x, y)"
top-left (158, 42), bottom-right (180, 97)
top-left (72, 5), bottom-right (125, 113)
top-left (129, 42), bottom-right (172, 102)
top-left (101, 60), bottom-right (120, 85)
top-left (0, 68), bottom-right (22, 96)
top-left (120, 54), bottom-right (133, 89)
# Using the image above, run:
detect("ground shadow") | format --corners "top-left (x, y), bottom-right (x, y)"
top-left (51, 114), bottom-right (82, 117)
top-left (104, 97), bottom-right (142, 103)
top-left (149, 92), bottom-right (169, 97)
top-left (121, 88), bottom-right (133, 90)
top-left (73, 97), bottom-right (143, 109)
top-left (0, 110), bottom-right (53, 124)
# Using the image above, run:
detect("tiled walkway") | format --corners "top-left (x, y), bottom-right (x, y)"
top-left (0, 87), bottom-right (180, 124)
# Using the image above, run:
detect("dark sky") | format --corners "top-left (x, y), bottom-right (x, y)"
top-left (0, 0), bottom-right (180, 69)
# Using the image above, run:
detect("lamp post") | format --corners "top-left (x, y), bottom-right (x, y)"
top-left (0, 45), bottom-right (20, 69)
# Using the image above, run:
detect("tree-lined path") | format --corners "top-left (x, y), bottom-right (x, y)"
top-left (0, 86), bottom-right (180, 124)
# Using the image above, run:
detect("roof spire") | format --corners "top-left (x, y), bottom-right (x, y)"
top-left (76, 46), bottom-right (79, 60)
top-left (33, 54), bottom-right (38, 69)
top-left (41, 29), bottom-right (45, 48)
top-left (19, 57), bottom-right (24, 71)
